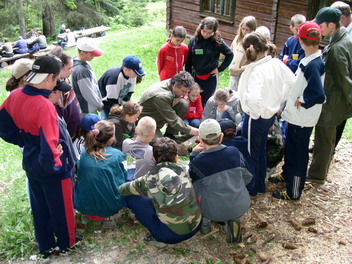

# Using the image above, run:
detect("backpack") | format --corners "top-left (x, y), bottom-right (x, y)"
top-left (191, 166), bottom-right (252, 222)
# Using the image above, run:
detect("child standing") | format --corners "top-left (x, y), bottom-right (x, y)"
top-left (186, 17), bottom-right (233, 106)
top-left (184, 83), bottom-right (203, 128)
top-left (238, 32), bottom-right (294, 196)
top-left (74, 120), bottom-right (127, 227)
top-left (279, 14), bottom-right (306, 73)
top-left (123, 116), bottom-right (156, 181)
top-left (157, 26), bottom-right (188, 81)
top-left (272, 22), bottom-right (325, 200)
top-left (108, 101), bottom-right (142, 150)
top-left (229, 16), bottom-right (257, 91)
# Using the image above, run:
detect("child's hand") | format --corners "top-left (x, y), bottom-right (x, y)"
top-left (56, 144), bottom-right (63, 156)
top-left (211, 68), bottom-right (219, 75)
top-left (193, 143), bottom-right (205, 152)
top-left (294, 99), bottom-right (301, 108)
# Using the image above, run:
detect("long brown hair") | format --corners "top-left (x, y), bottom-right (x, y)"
top-left (242, 32), bottom-right (277, 62)
top-left (109, 101), bottom-right (142, 118)
top-left (236, 16), bottom-right (257, 45)
top-left (85, 120), bottom-right (115, 160)
top-left (195, 16), bottom-right (222, 47)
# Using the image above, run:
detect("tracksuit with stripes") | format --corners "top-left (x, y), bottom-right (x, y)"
top-left (0, 85), bottom-right (77, 252)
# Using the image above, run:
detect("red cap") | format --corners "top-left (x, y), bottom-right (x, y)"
top-left (296, 21), bottom-right (321, 40)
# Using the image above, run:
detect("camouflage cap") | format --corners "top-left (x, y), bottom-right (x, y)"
top-left (148, 162), bottom-right (192, 206)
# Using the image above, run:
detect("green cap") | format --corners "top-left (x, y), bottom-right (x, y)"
top-left (314, 7), bottom-right (342, 24)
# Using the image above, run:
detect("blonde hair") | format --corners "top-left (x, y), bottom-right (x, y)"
top-left (236, 16), bottom-right (257, 44)
top-left (85, 120), bottom-right (115, 160)
top-left (136, 116), bottom-right (156, 138)
top-left (109, 101), bottom-right (142, 118)
top-left (290, 14), bottom-right (306, 27)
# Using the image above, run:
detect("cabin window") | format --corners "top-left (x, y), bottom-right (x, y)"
top-left (200, 0), bottom-right (235, 23)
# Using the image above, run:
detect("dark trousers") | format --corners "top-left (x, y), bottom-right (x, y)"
top-left (28, 176), bottom-right (76, 251)
top-left (283, 123), bottom-right (313, 199)
top-left (195, 74), bottom-right (218, 107)
top-left (308, 125), bottom-right (336, 181)
top-left (125, 195), bottom-right (201, 244)
top-left (242, 114), bottom-right (275, 195)
top-left (335, 119), bottom-right (346, 148)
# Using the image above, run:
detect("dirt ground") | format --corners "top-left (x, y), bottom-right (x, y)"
top-left (4, 140), bottom-right (352, 264)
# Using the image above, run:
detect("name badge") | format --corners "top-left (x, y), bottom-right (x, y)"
top-left (195, 49), bottom-right (204, 55)
top-left (292, 54), bottom-right (299, 60)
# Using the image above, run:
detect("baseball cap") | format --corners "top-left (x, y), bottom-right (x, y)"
top-left (25, 55), bottom-right (62, 84)
top-left (77, 37), bottom-right (104, 57)
top-left (123, 55), bottom-right (146, 77)
top-left (148, 163), bottom-right (192, 206)
top-left (219, 118), bottom-right (237, 137)
top-left (12, 58), bottom-right (33, 79)
top-left (296, 21), bottom-right (321, 40)
top-left (199, 119), bottom-right (222, 140)
top-left (314, 7), bottom-right (342, 25)
top-left (81, 114), bottom-right (101, 132)
top-left (53, 79), bottom-right (71, 93)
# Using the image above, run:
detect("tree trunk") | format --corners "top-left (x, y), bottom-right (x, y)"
top-left (42, 3), bottom-right (55, 36)
top-left (16, 0), bottom-right (26, 38)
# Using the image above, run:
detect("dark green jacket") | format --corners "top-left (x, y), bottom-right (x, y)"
top-left (318, 27), bottom-right (352, 126)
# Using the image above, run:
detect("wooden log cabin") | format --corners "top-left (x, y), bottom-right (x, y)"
top-left (166, 0), bottom-right (351, 51)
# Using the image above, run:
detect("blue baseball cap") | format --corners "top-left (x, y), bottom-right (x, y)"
top-left (81, 114), bottom-right (101, 132)
top-left (123, 55), bottom-right (146, 77)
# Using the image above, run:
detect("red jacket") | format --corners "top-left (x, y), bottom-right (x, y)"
top-left (185, 95), bottom-right (203, 120)
top-left (157, 41), bottom-right (188, 81)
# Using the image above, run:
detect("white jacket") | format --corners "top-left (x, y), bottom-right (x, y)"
top-left (238, 56), bottom-right (294, 119)
top-left (282, 51), bottom-right (325, 127)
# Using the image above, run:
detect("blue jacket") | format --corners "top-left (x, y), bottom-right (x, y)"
top-left (279, 36), bottom-right (305, 73)
top-left (0, 85), bottom-right (74, 181)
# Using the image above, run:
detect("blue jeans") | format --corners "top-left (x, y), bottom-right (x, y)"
top-left (125, 195), bottom-right (201, 244)
top-left (184, 118), bottom-right (201, 128)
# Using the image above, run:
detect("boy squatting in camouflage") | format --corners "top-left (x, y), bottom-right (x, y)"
top-left (118, 161), bottom-right (201, 235)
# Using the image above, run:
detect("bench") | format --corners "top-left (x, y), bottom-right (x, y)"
top-left (0, 45), bottom-right (55, 68)
top-left (74, 26), bottom-right (110, 39)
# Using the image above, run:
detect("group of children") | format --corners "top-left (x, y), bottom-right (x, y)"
top-left (1, 5), bottom-right (350, 258)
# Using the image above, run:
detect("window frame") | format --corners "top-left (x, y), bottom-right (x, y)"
top-left (199, 0), bottom-right (236, 24)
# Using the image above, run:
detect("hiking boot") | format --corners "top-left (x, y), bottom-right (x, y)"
top-left (200, 217), bottom-right (212, 235)
top-left (272, 190), bottom-right (297, 200)
top-left (268, 174), bottom-right (286, 184)
top-left (306, 175), bottom-right (325, 184)
top-left (225, 219), bottom-right (242, 243)
top-left (59, 234), bottom-right (84, 254)
top-left (144, 233), bottom-right (168, 249)
top-left (39, 246), bottom-right (59, 259)
top-left (101, 218), bottom-right (116, 229)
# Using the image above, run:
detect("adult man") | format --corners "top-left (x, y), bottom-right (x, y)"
top-left (330, 1), bottom-right (352, 149)
top-left (72, 37), bottom-right (104, 115)
top-left (308, 7), bottom-right (352, 184)
top-left (139, 71), bottom-right (199, 139)
top-left (0, 56), bottom-right (80, 258)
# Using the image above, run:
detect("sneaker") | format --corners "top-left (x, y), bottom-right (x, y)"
top-left (268, 174), bottom-right (286, 184)
top-left (101, 218), bottom-right (116, 229)
top-left (59, 234), bottom-right (84, 254)
top-left (200, 218), bottom-right (212, 235)
top-left (39, 247), bottom-right (58, 259)
top-left (144, 233), bottom-right (168, 249)
top-left (272, 190), bottom-right (297, 200)
top-left (306, 175), bottom-right (325, 184)
top-left (225, 219), bottom-right (241, 243)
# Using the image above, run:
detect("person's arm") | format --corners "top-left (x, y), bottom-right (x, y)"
top-left (77, 78), bottom-right (103, 110)
top-left (218, 39), bottom-right (234, 73)
top-left (153, 95), bottom-right (192, 134)
top-left (0, 105), bottom-right (24, 147)
top-left (230, 47), bottom-right (246, 77)
top-left (185, 38), bottom-right (194, 73)
top-left (157, 46), bottom-right (165, 76)
top-left (113, 122), bottom-right (124, 150)
top-left (118, 175), bottom-right (149, 196)
top-left (330, 47), bottom-right (352, 104)
top-left (183, 44), bottom-right (189, 69)
top-left (285, 45), bottom-right (305, 73)
top-left (201, 97), bottom-right (215, 120)
top-left (299, 63), bottom-right (326, 109)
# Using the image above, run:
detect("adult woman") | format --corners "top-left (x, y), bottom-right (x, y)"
top-left (229, 16), bottom-right (257, 91)
top-left (186, 16), bottom-right (233, 106)
top-left (238, 32), bottom-right (294, 196)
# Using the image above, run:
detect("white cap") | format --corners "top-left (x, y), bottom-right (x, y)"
top-left (199, 119), bottom-right (222, 140)
top-left (12, 59), bottom-right (33, 80)
top-left (77, 38), bottom-right (103, 57)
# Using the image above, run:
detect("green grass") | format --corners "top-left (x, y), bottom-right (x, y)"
top-left (0, 0), bottom-right (352, 259)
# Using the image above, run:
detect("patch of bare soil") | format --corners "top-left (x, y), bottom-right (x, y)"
top-left (6, 141), bottom-right (352, 264)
